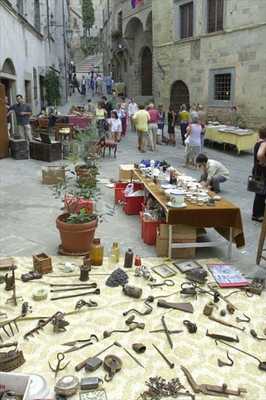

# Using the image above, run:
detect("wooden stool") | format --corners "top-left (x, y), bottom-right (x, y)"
top-left (98, 137), bottom-right (117, 158)
top-left (256, 209), bottom-right (266, 265)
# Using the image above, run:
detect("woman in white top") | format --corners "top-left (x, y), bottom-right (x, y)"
top-left (185, 115), bottom-right (202, 167)
top-left (109, 111), bottom-right (122, 142)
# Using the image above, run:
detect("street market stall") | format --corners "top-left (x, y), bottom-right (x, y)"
top-left (1, 256), bottom-right (266, 400)
top-left (205, 125), bottom-right (257, 154)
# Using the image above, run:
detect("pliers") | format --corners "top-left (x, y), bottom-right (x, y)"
top-left (62, 334), bottom-right (98, 354)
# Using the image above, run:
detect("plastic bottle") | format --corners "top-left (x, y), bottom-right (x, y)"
top-left (124, 249), bottom-right (134, 268)
top-left (111, 242), bottom-right (120, 263)
top-left (90, 238), bottom-right (104, 266)
top-left (134, 255), bottom-right (142, 267)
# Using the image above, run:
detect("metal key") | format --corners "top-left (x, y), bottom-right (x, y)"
top-left (148, 279), bottom-right (175, 289)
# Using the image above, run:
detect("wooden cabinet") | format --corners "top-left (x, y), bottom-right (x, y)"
top-left (0, 84), bottom-right (9, 158)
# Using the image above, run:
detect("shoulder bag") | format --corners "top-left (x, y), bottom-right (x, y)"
top-left (247, 165), bottom-right (266, 195)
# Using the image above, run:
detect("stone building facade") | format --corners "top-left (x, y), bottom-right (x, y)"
top-left (153, 0), bottom-right (266, 126)
top-left (103, 0), bottom-right (266, 125)
top-left (0, 0), bottom-right (71, 113)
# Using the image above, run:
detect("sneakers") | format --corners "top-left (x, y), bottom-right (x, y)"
top-left (252, 216), bottom-right (264, 222)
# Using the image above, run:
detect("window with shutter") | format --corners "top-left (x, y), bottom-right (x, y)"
top-left (207, 0), bottom-right (224, 33)
top-left (180, 2), bottom-right (193, 39)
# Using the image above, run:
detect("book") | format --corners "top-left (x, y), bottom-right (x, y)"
top-left (207, 264), bottom-right (250, 288)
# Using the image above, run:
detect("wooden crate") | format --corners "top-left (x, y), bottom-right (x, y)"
top-left (10, 138), bottom-right (29, 160)
top-left (30, 141), bottom-right (62, 162)
top-left (156, 224), bottom-right (197, 258)
top-left (33, 253), bottom-right (53, 274)
top-left (42, 166), bottom-right (65, 185)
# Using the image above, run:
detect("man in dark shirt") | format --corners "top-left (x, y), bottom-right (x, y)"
top-left (9, 94), bottom-right (32, 142)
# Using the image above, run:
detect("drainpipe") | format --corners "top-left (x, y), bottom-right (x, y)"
top-left (62, 0), bottom-right (68, 102)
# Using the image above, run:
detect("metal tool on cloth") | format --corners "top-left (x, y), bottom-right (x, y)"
top-left (217, 351), bottom-right (234, 367)
top-left (49, 352), bottom-right (70, 378)
top-left (236, 313), bottom-right (250, 323)
top-left (181, 365), bottom-right (247, 396)
top-left (216, 339), bottom-right (266, 371)
top-left (75, 299), bottom-right (98, 310)
top-left (62, 334), bottom-right (99, 353)
top-left (250, 329), bottom-right (266, 341)
top-left (157, 299), bottom-right (194, 313)
top-left (75, 342), bottom-right (117, 372)
top-left (206, 330), bottom-right (239, 343)
top-left (152, 343), bottom-right (174, 369)
top-left (51, 288), bottom-right (100, 301)
top-left (181, 282), bottom-right (220, 303)
top-left (161, 315), bottom-right (173, 349)
top-left (103, 354), bottom-right (122, 382)
top-left (115, 341), bottom-right (145, 368)
top-left (148, 279), bottom-right (175, 289)
top-left (208, 315), bottom-right (245, 332)
top-left (183, 320), bottom-right (197, 334)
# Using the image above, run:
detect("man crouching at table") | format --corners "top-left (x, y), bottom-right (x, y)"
top-left (196, 153), bottom-right (229, 193)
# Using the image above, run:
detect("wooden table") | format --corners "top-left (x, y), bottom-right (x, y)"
top-left (205, 126), bottom-right (257, 154)
top-left (134, 169), bottom-right (245, 258)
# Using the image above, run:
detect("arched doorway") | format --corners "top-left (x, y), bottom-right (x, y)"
top-left (141, 47), bottom-right (152, 96)
top-left (0, 58), bottom-right (16, 103)
top-left (170, 80), bottom-right (190, 112)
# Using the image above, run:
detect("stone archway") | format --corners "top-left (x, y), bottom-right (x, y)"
top-left (170, 80), bottom-right (190, 112)
top-left (141, 47), bottom-right (152, 96)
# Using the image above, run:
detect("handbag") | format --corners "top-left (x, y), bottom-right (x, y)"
top-left (247, 166), bottom-right (266, 195)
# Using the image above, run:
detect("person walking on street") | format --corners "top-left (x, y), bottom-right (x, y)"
top-left (133, 105), bottom-right (150, 153)
top-left (81, 75), bottom-right (86, 96)
top-left (197, 104), bottom-right (207, 151)
top-left (96, 102), bottom-right (107, 138)
top-left (72, 74), bottom-right (80, 94)
top-left (196, 153), bottom-right (229, 193)
top-left (158, 104), bottom-right (166, 144)
top-left (147, 103), bottom-right (160, 151)
top-left (179, 104), bottom-right (190, 145)
top-left (250, 127), bottom-right (266, 222)
top-left (128, 98), bottom-right (138, 131)
top-left (9, 94), bottom-right (32, 145)
top-left (109, 111), bottom-right (122, 142)
top-left (167, 105), bottom-right (176, 146)
top-left (185, 115), bottom-right (202, 167)
top-left (105, 75), bottom-right (113, 95)
top-left (117, 100), bottom-right (128, 137)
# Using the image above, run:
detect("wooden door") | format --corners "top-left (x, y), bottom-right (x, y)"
top-left (170, 80), bottom-right (190, 112)
top-left (0, 83), bottom-right (9, 158)
top-left (141, 47), bottom-right (153, 96)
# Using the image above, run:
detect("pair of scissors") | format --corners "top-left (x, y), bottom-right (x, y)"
top-left (148, 279), bottom-right (175, 289)
top-left (62, 334), bottom-right (98, 354)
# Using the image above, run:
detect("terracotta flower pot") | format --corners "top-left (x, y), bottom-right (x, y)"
top-left (64, 195), bottom-right (94, 214)
top-left (56, 213), bottom-right (98, 255)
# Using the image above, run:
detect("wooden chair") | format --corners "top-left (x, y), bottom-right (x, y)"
top-left (55, 123), bottom-right (75, 142)
top-left (98, 137), bottom-right (117, 158)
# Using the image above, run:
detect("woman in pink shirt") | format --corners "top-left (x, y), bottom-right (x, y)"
top-left (147, 103), bottom-right (160, 151)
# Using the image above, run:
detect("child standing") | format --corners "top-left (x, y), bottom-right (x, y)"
top-left (109, 111), bottom-right (122, 142)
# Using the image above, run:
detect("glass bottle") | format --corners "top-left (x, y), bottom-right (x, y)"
top-left (111, 242), bottom-right (120, 263)
top-left (124, 249), bottom-right (134, 268)
top-left (90, 238), bottom-right (104, 266)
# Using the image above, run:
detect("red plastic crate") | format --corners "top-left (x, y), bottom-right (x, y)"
top-left (141, 215), bottom-right (164, 246)
top-left (114, 182), bottom-right (144, 204)
top-left (124, 195), bottom-right (144, 215)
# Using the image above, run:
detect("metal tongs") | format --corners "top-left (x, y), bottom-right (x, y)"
top-left (62, 334), bottom-right (98, 354)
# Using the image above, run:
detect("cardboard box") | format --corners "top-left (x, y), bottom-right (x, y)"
top-left (0, 373), bottom-right (31, 400)
top-left (42, 166), bottom-right (65, 185)
top-left (156, 224), bottom-right (196, 258)
top-left (119, 164), bottom-right (137, 181)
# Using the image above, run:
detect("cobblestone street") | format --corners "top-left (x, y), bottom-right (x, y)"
top-left (0, 94), bottom-right (263, 277)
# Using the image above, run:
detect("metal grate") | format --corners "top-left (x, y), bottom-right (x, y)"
top-left (180, 2), bottom-right (193, 39)
top-left (214, 73), bottom-right (231, 100)
top-left (208, 0), bottom-right (224, 33)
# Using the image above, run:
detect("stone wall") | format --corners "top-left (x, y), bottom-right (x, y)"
top-left (152, 0), bottom-right (266, 127)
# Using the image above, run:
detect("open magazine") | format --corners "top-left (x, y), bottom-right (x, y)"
top-left (207, 264), bottom-right (250, 288)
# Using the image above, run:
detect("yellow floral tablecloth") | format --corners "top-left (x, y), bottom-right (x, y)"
top-left (1, 257), bottom-right (266, 400)
top-left (205, 127), bottom-right (258, 154)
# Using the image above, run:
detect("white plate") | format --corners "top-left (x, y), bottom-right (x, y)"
top-left (167, 202), bottom-right (187, 208)
top-left (28, 374), bottom-right (49, 400)
top-left (165, 189), bottom-right (185, 196)
top-left (161, 184), bottom-right (175, 189)
top-left (213, 195), bottom-right (221, 200)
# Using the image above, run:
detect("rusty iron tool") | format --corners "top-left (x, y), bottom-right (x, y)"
top-left (50, 283), bottom-right (97, 287)
top-left (181, 282), bottom-right (220, 303)
top-left (250, 329), bottom-right (266, 341)
top-left (62, 334), bottom-right (99, 354)
top-left (236, 314), bottom-right (250, 323)
top-left (51, 288), bottom-right (100, 301)
top-left (48, 352), bottom-right (70, 378)
top-left (161, 315), bottom-right (173, 349)
top-left (123, 301), bottom-right (153, 317)
top-left (216, 339), bottom-right (266, 371)
top-left (23, 311), bottom-right (63, 340)
top-left (181, 365), bottom-right (247, 396)
top-left (152, 343), bottom-right (174, 369)
top-left (103, 324), bottom-right (138, 339)
top-left (149, 329), bottom-right (183, 334)
top-left (217, 351), bottom-right (234, 367)
top-left (207, 284), bottom-right (238, 311)
top-left (75, 299), bottom-right (98, 310)
top-left (0, 316), bottom-right (20, 342)
top-left (148, 279), bottom-right (175, 289)
top-left (114, 341), bottom-right (145, 369)
top-left (50, 284), bottom-right (97, 293)
top-left (75, 342), bottom-right (117, 372)
top-left (206, 330), bottom-right (239, 343)
top-left (157, 299), bottom-right (194, 313)
top-left (208, 315), bottom-right (245, 332)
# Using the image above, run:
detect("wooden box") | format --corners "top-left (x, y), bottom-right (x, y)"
top-left (119, 164), bottom-right (137, 182)
top-left (42, 166), bottom-right (65, 185)
top-left (30, 141), bottom-right (62, 162)
top-left (10, 138), bottom-right (29, 160)
top-left (33, 253), bottom-right (53, 274)
top-left (156, 224), bottom-right (197, 258)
